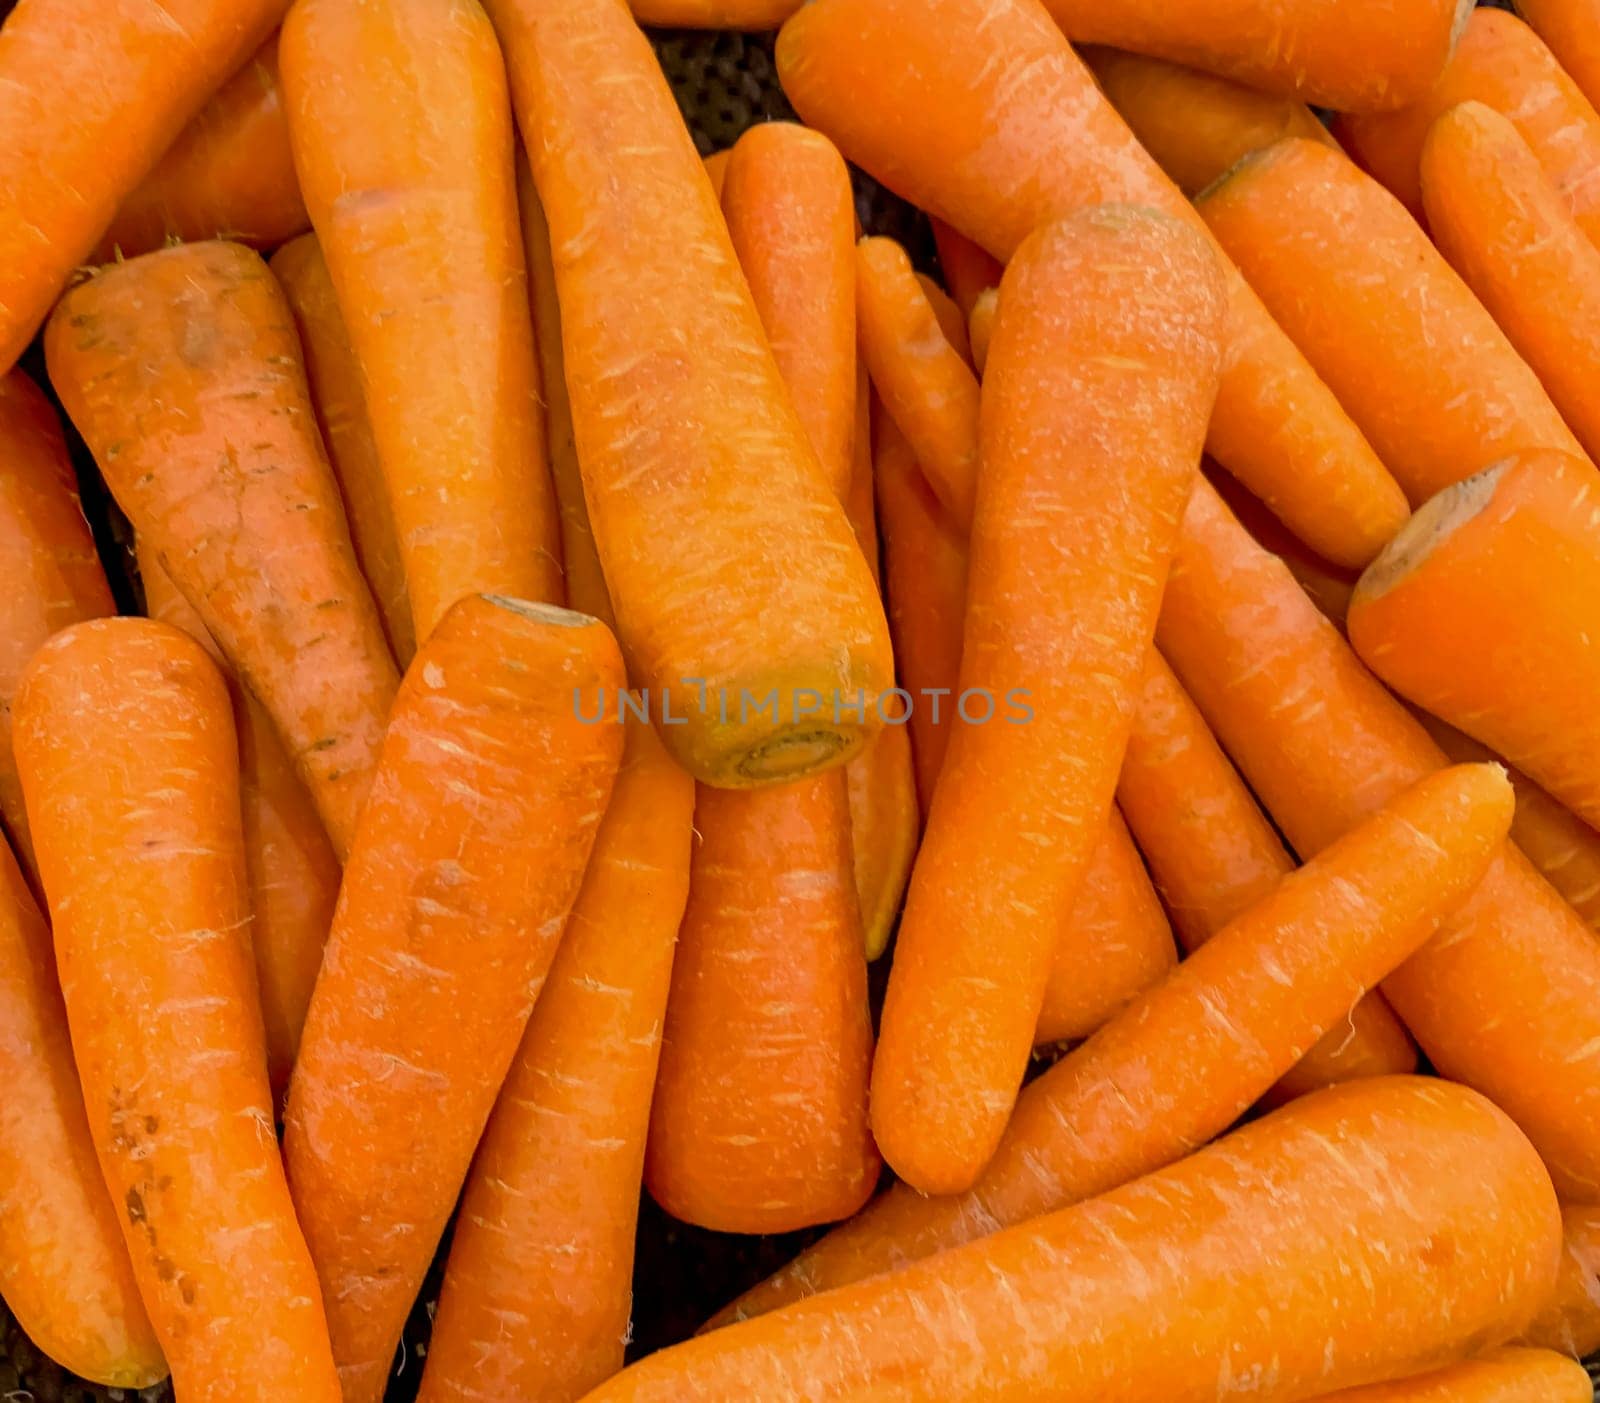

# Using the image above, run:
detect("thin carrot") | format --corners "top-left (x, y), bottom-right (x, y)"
top-left (0, 369), bottom-right (114, 886)
top-left (1523, 1203), bottom-right (1600, 1358)
top-left (916, 274), bottom-right (971, 364)
top-left (416, 718), bottom-right (693, 1403)
top-left (15, 617), bottom-right (340, 1402)
top-left (0, 0), bottom-right (286, 373)
top-left (45, 240), bottom-right (400, 861)
top-left (929, 218), bottom-right (1001, 318)
top-left (1208, 467), bottom-right (1357, 625)
top-left (628, 0), bottom-right (802, 26)
top-left (94, 34), bottom-right (307, 260)
top-left (1516, 0), bottom-right (1600, 112)
top-left (270, 234), bottom-right (415, 666)
top-left (718, 763), bottom-right (1509, 1325)
top-left (873, 208), bottom-right (1225, 1194)
top-left (1157, 477), bottom-right (1600, 1199)
top-left (284, 596), bottom-right (623, 1403)
top-left (702, 149), bottom-right (732, 200)
top-left (1310, 1348), bottom-right (1593, 1402)
top-left (777, 0), bottom-right (1410, 570)
top-left (967, 288), bottom-right (997, 377)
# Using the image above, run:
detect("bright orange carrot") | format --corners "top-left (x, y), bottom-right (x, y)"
top-left (778, 0), bottom-right (1411, 570)
top-left (873, 209), bottom-right (1226, 1194)
top-left (0, 370), bottom-right (114, 885)
top-left (95, 34), bottom-right (307, 260)
top-left (416, 718), bottom-right (693, 1403)
top-left (1516, 0), bottom-right (1600, 112)
top-left (284, 597), bottom-right (623, 1403)
top-left (916, 274), bottom-right (972, 364)
top-left (1312, 1349), bottom-right (1592, 1402)
top-left (1157, 477), bottom-right (1600, 1199)
top-left (929, 218), bottom-right (1001, 318)
top-left (0, 0), bottom-right (286, 373)
top-left (270, 234), bottom-right (415, 665)
top-left (967, 288), bottom-right (997, 377)
top-left (1524, 1203), bottom-right (1600, 1357)
top-left (15, 618), bottom-right (340, 1402)
top-left (1200, 138), bottom-right (1586, 507)
top-left (628, 0), bottom-right (802, 25)
top-left (45, 241), bottom-right (400, 861)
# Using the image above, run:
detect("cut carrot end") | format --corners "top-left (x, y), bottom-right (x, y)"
top-left (479, 594), bottom-right (599, 628)
top-left (736, 729), bottom-right (851, 782)
top-left (1354, 464), bottom-right (1503, 607)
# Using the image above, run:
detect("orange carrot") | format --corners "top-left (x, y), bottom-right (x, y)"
top-left (1200, 138), bottom-right (1586, 507)
top-left (1310, 1349), bottom-right (1593, 1402)
top-left (1082, 46), bottom-right (1341, 196)
top-left (929, 218), bottom-right (1001, 318)
top-left (1423, 102), bottom-right (1600, 465)
top-left (0, 370), bottom-right (114, 885)
top-left (778, 0), bottom-right (1410, 570)
top-left (1157, 477), bottom-right (1600, 1199)
top-left (916, 274), bottom-right (972, 364)
top-left (284, 596), bottom-right (623, 1403)
top-left (628, 0), bottom-right (802, 26)
top-left (872, 208), bottom-right (1225, 1194)
top-left (1516, 0), bottom-right (1600, 113)
top-left (416, 718), bottom-right (693, 1403)
top-left (15, 618), bottom-right (340, 1402)
top-left (1524, 1203), bottom-right (1600, 1357)
top-left (492, 0), bottom-right (894, 786)
top-left (0, 0), bottom-right (286, 373)
top-left (45, 241), bottom-right (400, 861)
top-left (703, 149), bottom-right (732, 201)
top-left (95, 34), bottom-right (307, 260)
top-left (270, 234), bottom-right (415, 665)
top-left (966, 288), bottom-right (997, 377)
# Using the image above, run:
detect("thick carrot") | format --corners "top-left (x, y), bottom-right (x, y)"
top-left (284, 596), bottom-right (623, 1403)
top-left (0, 370), bottom-right (114, 885)
top-left (1333, 7), bottom-right (1600, 241)
top-left (1200, 138), bottom-right (1585, 507)
top-left (1523, 1203), bottom-right (1600, 1357)
top-left (138, 541), bottom-right (338, 1094)
top-left (416, 718), bottom-right (693, 1403)
top-left (270, 234), bottom-right (415, 665)
top-left (966, 288), bottom-right (997, 377)
top-left (777, 0), bottom-right (1411, 570)
top-left (45, 241), bottom-right (399, 861)
top-left (873, 208), bottom-right (1226, 1194)
top-left (1157, 477), bottom-right (1600, 1199)
top-left (720, 764), bottom-right (1510, 1324)
top-left (490, 0), bottom-right (893, 787)
top-left (1423, 102), bottom-right (1600, 465)
top-left (1082, 46), bottom-right (1341, 196)
top-left (0, 835), bottom-right (162, 1388)
top-left (15, 618), bottom-right (339, 1402)
top-left (283, 0), bottom-right (561, 645)
top-left (929, 218), bottom-right (1001, 318)
top-left (1310, 1349), bottom-right (1593, 1402)
top-left (94, 35), bottom-right (307, 260)
top-left (628, 0), bottom-right (802, 25)
top-left (1516, 0), bottom-right (1600, 112)
top-left (0, 0), bottom-right (286, 373)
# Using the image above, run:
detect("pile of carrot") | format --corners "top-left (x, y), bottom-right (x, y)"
top-left (3, 0), bottom-right (1600, 1399)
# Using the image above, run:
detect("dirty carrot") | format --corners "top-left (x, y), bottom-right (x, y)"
top-left (45, 241), bottom-right (399, 861)
top-left (1310, 1348), bottom-right (1593, 1402)
top-left (721, 764), bottom-right (1509, 1324)
top-left (778, 0), bottom-right (1410, 569)
top-left (0, 370), bottom-right (114, 885)
top-left (490, 0), bottom-right (893, 787)
top-left (1523, 1203), bottom-right (1600, 1358)
top-left (628, 0), bottom-right (802, 26)
top-left (284, 596), bottom-right (623, 1403)
top-left (1516, 0), bottom-right (1600, 112)
top-left (417, 719), bottom-right (693, 1403)
top-left (0, 0), bottom-right (286, 373)
top-left (270, 234), bottom-right (415, 665)
top-left (1157, 477), bottom-right (1600, 1199)
top-left (15, 618), bottom-right (340, 1403)
top-left (967, 289), bottom-right (997, 377)
top-left (1199, 137), bottom-right (1585, 506)
top-left (95, 34), bottom-right (307, 260)
top-left (929, 218), bottom-right (1001, 318)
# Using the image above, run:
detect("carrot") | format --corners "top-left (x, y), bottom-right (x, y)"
top-left (0, 0), bottom-right (286, 373)
top-left (916, 274), bottom-right (971, 364)
top-left (872, 208), bottom-right (1226, 1194)
top-left (1157, 477), bottom-right (1600, 1199)
top-left (137, 541), bottom-right (338, 1094)
top-left (0, 370), bottom-right (114, 886)
top-left (719, 764), bottom-right (1509, 1325)
top-left (284, 596), bottom-right (623, 1403)
top-left (45, 241), bottom-right (399, 861)
top-left (1310, 1349), bottom-right (1593, 1402)
top-left (0, 834), bottom-right (162, 1388)
top-left (270, 234), bottom-right (415, 665)
top-left (1333, 7), bottom-right (1600, 241)
top-left (1082, 46), bottom-right (1341, 197)
top-left (777, 0), bottom-right (1410, 570)
top-left (94, 34), bottom-right (307, 260)
top-left (628, 0), bottom-right (802, 26)
top-left (490, 0), bottom-right (894, 788)
top-left (1199, 138), bottom-right (1586, 508)
top-left (1516, 0), bottom-right (1600, 112)
top-left (966, 288), bottom-right (997, 377)
top-left (929, 218), bottom-right (1001, 318)
top-left (15, 618), bottom-right (340, 1402)
top-left (1523, 1203), bottom-right (1600, 1357)
top-left (416, 717), bottom-right (693, 1403)
top-left (1422, 102), bottom-right (1600, 466)
top-left (702, 149), bottom-right (732, 200)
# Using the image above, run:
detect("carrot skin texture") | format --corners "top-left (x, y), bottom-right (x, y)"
top-left (929, 218), bottom-right (1001, 318)
top-left (0, 0), bottom-right (287, 373)
top-left (628, 0), bottom-right (801, 25)
top-left (284, 596), bottom-right (623, 1403)
top-left (776, 0), bottom-right (1411, 571)
top-left (719, 763), bottom-right (1514, 1323)
top-left (15, 619), bottom-right (340, 1402)
top-left (1523, 1203), bottom-right (1600, 1357)
top-left (1515, 0), bottom-right (1600, 113)
top-left (1310, 1348), bottom-right (1593, 1402)
top-left (417, 719), bottom-right (693, 1403)
top-left (0, 370), bottom-right (114, 885)
top-left (493, 0), bottom-right (893, 788)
